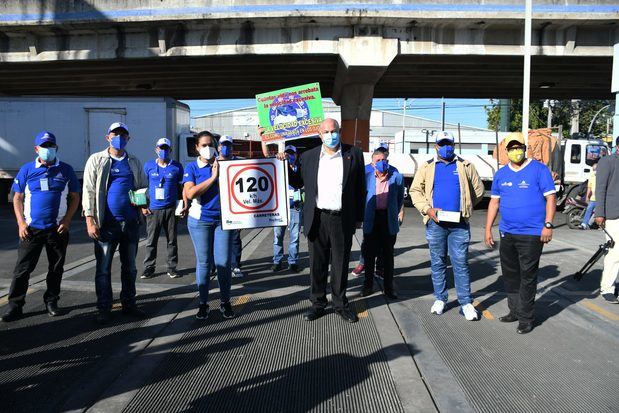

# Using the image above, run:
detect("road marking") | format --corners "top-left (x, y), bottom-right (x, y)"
top-left (473, 300), bottom-right (494, 320)
top-left (356, 299), bottom-right (369, 318)
top-left (580, 301), bottom-right (619, 321)
top-left (233, 294), bottom-right (251, 313)
top-left (0, 287), bottom-right (36, 305)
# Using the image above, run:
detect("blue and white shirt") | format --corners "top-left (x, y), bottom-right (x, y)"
top-left (182, 158), bottom-right (221, 223)
top-left (491, 159), bottom-right (556, 236)
top-left (12, 158), bottom-right (80, 230)
top-left (144, 159), bottom-right (184, 210)
top-left (105, 155), bottom-right (137, 222)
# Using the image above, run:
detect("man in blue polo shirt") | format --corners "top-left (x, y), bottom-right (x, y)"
top-left (83, 122), bottom-right (148, 324)
top-left (1, 131), bottom-right (80, 322)
top-left (141, 138), bottom-right (185, 280)
top-left (485, 132), bottom-right (556, 334)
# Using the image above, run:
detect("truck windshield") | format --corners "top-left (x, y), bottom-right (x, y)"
top-left (585, 144), bottom-right (608, 166)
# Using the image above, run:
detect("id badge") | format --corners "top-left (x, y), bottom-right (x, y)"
top-left (155, 187), bottom-right (166, 200)
top-left (40, 178), bottom-right (49, 191)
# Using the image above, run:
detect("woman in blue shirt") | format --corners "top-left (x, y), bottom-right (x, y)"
top-left (183, 131), bottom-right (234, 320)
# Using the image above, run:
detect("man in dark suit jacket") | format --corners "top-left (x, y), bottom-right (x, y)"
top-left (281, 118), bottom-right (366, 323)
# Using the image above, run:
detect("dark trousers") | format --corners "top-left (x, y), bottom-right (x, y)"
top-left (8, 226), bottom-right (69, 308)
top-left (363, 211), bottom-right (396, 293)
top-left (499, 232), bottom-right (544, 324)
top-left (231, 229), bottom-right (242, 269)
top-left (307, 210), bottom-right (353, 311)
top-left (143, 207), bottom-right (178, 271)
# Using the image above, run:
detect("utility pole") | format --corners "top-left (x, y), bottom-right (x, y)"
top-left (402, 98), bottom-right (407, 154)
top-left (441, 97), bottom-right (446, 130)
top-left (571, 99), bottom-right (580, 136)
top-left (522, 0), bottom-right (532, 145)
top-left (544, 99), bottom-right (553, 128)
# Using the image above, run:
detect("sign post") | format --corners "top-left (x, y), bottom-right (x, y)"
top-left (256, 82), bottom-right (324, 143)
top-left (219, 158), bottom-right (290, 230)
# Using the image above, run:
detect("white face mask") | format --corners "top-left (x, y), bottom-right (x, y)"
top-left (199, 146), bottom-right (217, 160)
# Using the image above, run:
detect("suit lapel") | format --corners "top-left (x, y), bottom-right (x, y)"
top-left (342, 144), bottom-right (352, 187)
top-left (311, 147), bottom-right (320, 197)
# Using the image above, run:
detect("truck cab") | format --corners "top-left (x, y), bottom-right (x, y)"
top-left (556, 138), bottom-right (608, 204)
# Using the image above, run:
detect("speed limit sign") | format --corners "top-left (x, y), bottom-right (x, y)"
top-left (219, 158), bottom-right (290, 230)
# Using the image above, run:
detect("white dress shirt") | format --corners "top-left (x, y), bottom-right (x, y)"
top-left (316, 146), bottom-right (343, 211)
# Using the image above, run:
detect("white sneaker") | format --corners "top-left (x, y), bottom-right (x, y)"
top-left (461, 303), bottom-right (479, 321)
top-left (430, 300), bottom-right (445, 315)
top-left (231, 267), bottom-right (245, 278)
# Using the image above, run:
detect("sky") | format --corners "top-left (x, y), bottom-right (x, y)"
top-left (181, 98), bottom-right (493, 130)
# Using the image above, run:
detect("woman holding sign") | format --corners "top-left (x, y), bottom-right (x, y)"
top-left (183, 131), bottom-right (235, 320)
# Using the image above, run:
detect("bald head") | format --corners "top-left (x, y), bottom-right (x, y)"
top-left (320, 118), bottom-right (339, 134)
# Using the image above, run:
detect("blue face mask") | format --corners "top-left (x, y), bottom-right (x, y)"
top-left (158, 149), bottom-right (170, 160)
top-left (38, 147), bottom-right (56, 163)
top-left (220, 144), bottom-right (232, 158)
top-left (438, 145), bottom-right (455, 160)
top-left (375, 160), bottom-right (389, 174)
top-left (111, 135), bottom-right (128, 150)
top-left (322, 131), bottom-right (340, 148)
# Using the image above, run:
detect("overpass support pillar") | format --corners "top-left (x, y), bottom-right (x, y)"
top-left (332, 37), bottom-right (398, 150)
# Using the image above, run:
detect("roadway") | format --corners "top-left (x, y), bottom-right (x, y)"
top-left (0, 205), bottom-right (617, 412)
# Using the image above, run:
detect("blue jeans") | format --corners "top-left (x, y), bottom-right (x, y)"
top-left (273, 207), bottom-right (302, 264)
top-left (230, 229), bottom-right (242, 269)
top-left (425, 220), bottom-right (472, 305)
top-left (94, 219), bottom-right (140, 311)
top-left (582, 201), bottom-right (596, 228)
top-left (187, 217), bottom-right (232, 305)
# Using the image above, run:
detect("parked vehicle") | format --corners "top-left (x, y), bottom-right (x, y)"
top-left (564, 197), bottom-right (597, 229)
top-left (0, 96), bottom-right (190, 203)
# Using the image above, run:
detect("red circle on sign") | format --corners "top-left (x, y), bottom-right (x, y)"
top-left (230, 166), bottom-right (275, 211)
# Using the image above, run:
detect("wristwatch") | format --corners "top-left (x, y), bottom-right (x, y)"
top-left (544, 222), bottom-right (554, 229)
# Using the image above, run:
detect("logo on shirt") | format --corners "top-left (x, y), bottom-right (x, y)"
top-left (151, 172), bottom-right (159, 177)
top-left (184, 173), bottom-right (189, 177)
top-left (112, 168), bottom-right (120, 173)
top-left (501, 181), bottom-right (513, 187)
top-left (167, 173), bottom-right (173, 177)
top-left (56, 172), bottom-right (64, 179)
top-left (14, 178), bottom-right (18, 185)
top-left (518, 180), bottom-right (529, 189)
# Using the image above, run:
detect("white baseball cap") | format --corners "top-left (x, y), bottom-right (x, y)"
top-left (219, 135), bottom-right (233, 144)
top-left (435, 131), bottom-right (455, 143)
top-left (108, 122), bottom-right (129, 134)
top-left (156, 138), bottom-right (171, 147)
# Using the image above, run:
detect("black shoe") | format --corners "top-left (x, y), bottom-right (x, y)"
top-left (196, 304), bottom-right (210, 320)
top-left (384, 291), bottom-right (398, 300)
top-left (288, 263), bottom-right (300, 273)
top-left (1, 306), bottom-right (23, 322)
top-left (46, 301), bottom-right (61, 317)
top-left (96, 310), bottom-right (112, 325)
top-left (601, 293), bottom-right (619, 304)
top-left (336, 307), bottom-right (359, 323)
top-left (361, 287), bottom-right (373, 297)
top-left (517, 322), bottom-right (534, 334)
top-left (220, 302), bottom-right (235, 319)
top-left (499, 313), bottom-right (519, 323)
top-left (303, 307), bottom-right (325, 321)
top-left (140, 267), bottom-right (156, 279)
top-left (272, 262), bottom-right (284, 272)
top-left (167, 269), bottom-right (181, 279)
top-left (122, 305), bottom-right (146, 318)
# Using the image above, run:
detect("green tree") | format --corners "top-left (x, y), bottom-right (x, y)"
top-left (485, 99), bottom-right (612, 138)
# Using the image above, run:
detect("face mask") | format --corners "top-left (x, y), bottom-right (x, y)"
top-left (38, 147), bottom-right (56, 163)
top-left (438, 145), bottom-right (455, 160)
top-left (199, 146), bottom-right (217, 160)
top-left (158, 149), bottom-right (170, 160)
top-left (111, 136), bottom-right (127, 150)
top-left (322, 131), bottom-right (340, 148)
top-left (375, 160), bottom-right (389, 174)
top-left (288, 153), bottom-right (296, 165)
top-left (220, 145), bottom-right (232, 158)
top-left (508, 148), bottom-right (526, 164)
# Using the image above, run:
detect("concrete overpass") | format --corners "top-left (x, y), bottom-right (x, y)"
top-left (1, 1), bottom-right (618, 147)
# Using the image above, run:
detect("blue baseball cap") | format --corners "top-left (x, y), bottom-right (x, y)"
top-left (375, 142), bottom-right (389, 152)
top-left (35, 131), bottom-right (56, 146)
top-left (284, 145), bottom-right (297, 153)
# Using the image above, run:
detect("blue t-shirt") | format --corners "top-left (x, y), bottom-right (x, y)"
top-left (144, 159), bottom-right (184, 210)
top-left (12, 159), bottom-right (80, 230)
top-left (105, 157), bottom-right (137, 222)
top-left (432, 160), bottom-right (461, 212)
top-left (491, 159), bottom-right (556, 236)
top-left (182, 159), bottom-right (221, 223)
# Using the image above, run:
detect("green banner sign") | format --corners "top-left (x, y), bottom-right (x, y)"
top-left (256, 82), bottom-right (324, 142)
